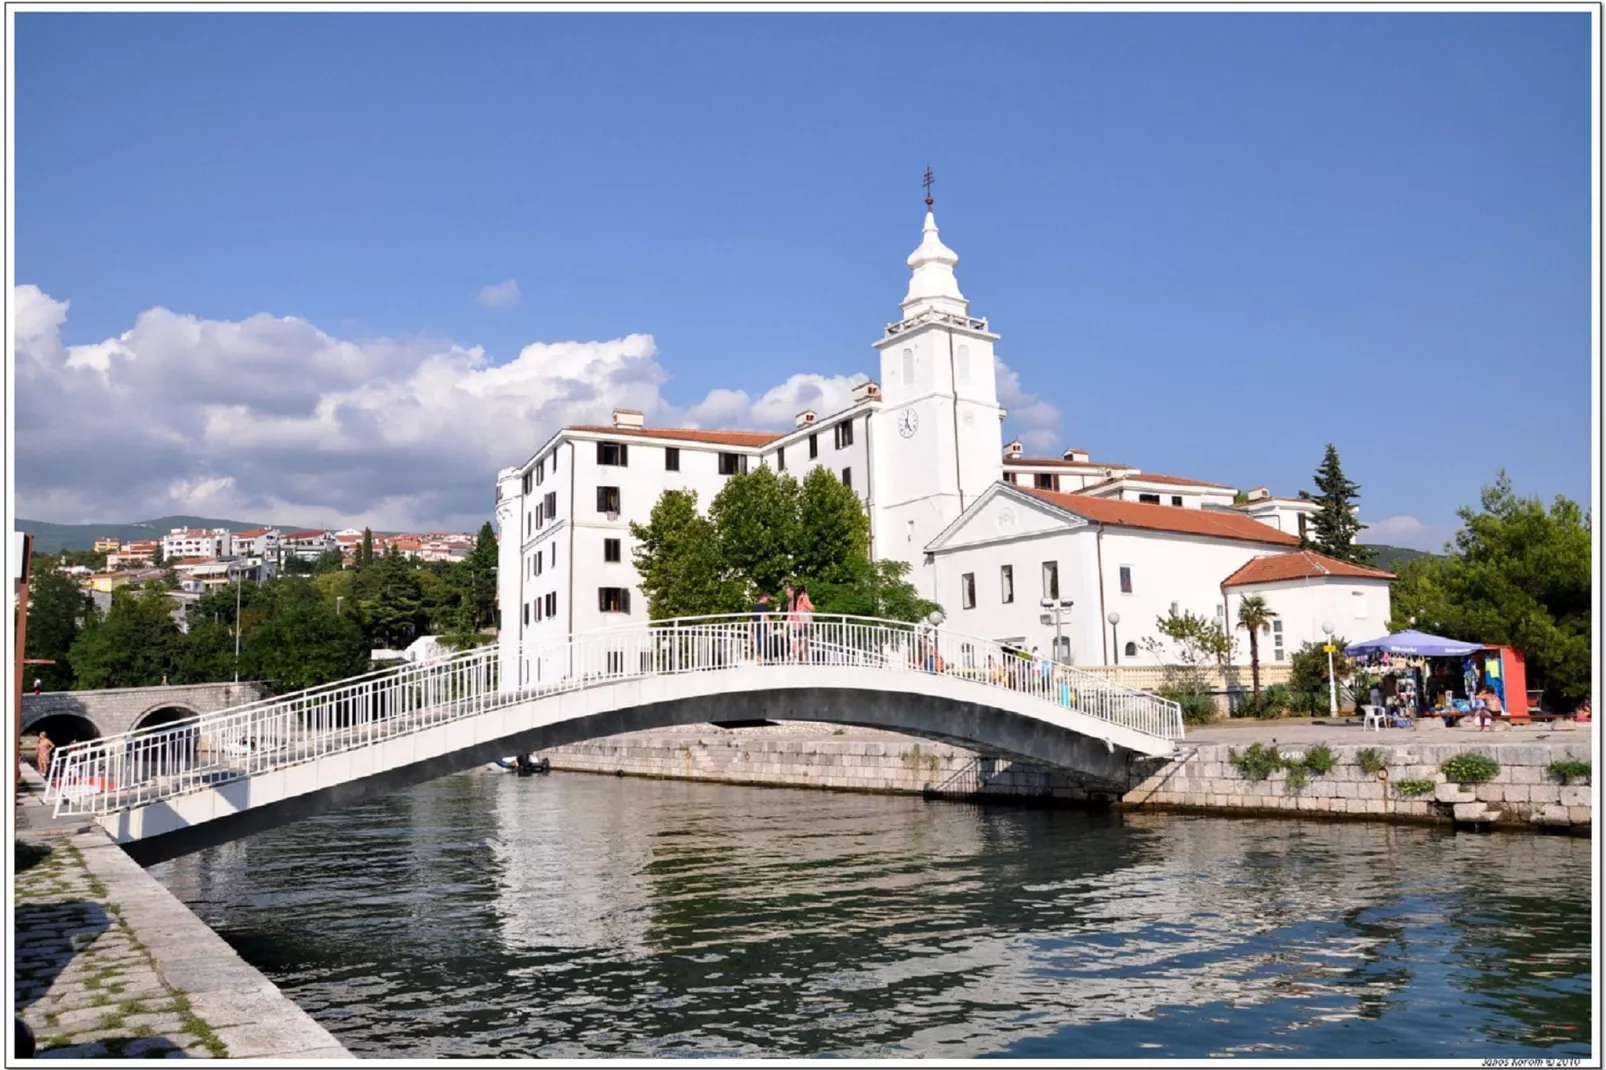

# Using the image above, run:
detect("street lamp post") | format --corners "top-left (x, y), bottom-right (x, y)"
top-left (234, 573), bottom-right (243, 684)
top-left (1322, 620), bottom-right (1337, 715)
top-left (1107, 611), bottom-right (1121, 665)
top-left (1040, 598), bottom-right (1074, 663)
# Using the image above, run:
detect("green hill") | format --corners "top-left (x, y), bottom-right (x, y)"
top-left (1363, 544), bottom-right (1439, 572)
top-left (16, 515), bottom-right (297, 554)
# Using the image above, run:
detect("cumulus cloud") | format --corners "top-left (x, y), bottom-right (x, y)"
top-left (10, 286), bottom-right (878, 531)
top-left (1359, 515), bottom-right (1451, 553)
top-left (476, 279), bottom-right (520, 308)
top-left (996, 360), bottom-right (1061, 452)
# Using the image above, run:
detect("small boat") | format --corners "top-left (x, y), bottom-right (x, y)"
top-left (489, 755), bottom-right (550, 776)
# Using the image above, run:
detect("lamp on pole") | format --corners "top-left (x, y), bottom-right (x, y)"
top-left (1040, 598), bottom-right (1074, 663)
top-left (1107, 611), bottom-right (1121, 665)
top-left (234, 572), bottom-right (243, 684)
top-left (336, 596), bottom-right (344, 617)
top-left (1322, 620), bottom-right (1337, 716)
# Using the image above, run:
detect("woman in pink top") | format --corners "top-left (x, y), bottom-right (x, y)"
top-left (791, 584), bottom-right (815, 662)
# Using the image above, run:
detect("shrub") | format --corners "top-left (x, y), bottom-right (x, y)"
top-left (1547, 759), bottom-right (1591, 784)
top-left (1302, 743), bottom-right (1337, 776)
top-left (1229, 742), bottom-right (1283, 781)
top-left (1289, 639), bottom-right (1349, 697)
top-left (1441, 753), bottom-right (1500, 786)
top-left (1163, 686), bottom-right (1217, 726)
top-left (1394, 778), bottom-right (1435, 797)
top-left (1241, 683), bottom-right (1292, 720)
top-left (1355, 747), bottom-right (1388, 776)
top-left (1284, 765), bottom-right (1309, 791)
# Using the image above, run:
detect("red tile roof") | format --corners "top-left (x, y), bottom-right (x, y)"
top-left (1221, 550), bottom-right (1396, 588)
top-left (1082, 472), bottom-right (1235, 492)
top-left (1004, 456), bottom-right (1129, 470)
top-left (1021, 487), bottom-right (1302, 546)
top-left (235, 528), bottom-right (273, 538)
top-left (567, 424), bottom-right (781, 447)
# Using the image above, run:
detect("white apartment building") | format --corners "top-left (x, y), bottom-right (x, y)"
top-left (232, 527), bottom-right (282, 560)
top-left (493, 201), bottom-right (1393, 684)
top-left (161, 527), bottom-right (233, 561)
top-left (281, 530), bottom-right (335, 561)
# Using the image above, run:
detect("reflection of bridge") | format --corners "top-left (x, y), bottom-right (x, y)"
top-left (45, 615), bottom-right (1184, 864)
top-left (22, 682), bottom-right (273, 741)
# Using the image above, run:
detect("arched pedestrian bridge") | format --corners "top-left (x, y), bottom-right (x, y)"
top-left (43, 615), bottom-right (1184, 865)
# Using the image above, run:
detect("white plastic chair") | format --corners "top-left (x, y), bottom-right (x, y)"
top-left (1361, 705), bottom-right (1387, 732)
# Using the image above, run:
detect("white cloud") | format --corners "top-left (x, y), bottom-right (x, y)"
top-left (476, 279), bottom-right (520, 308)
top-left (9, 286), bottom-right (885, 532)
top-left (1359, 515), bottom-right (1450, 553)
top-left (996, 360), bottom-right (1061, 453)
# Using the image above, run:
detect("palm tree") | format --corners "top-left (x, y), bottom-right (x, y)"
top-left (1236, 595), bottom-right (1277, 700)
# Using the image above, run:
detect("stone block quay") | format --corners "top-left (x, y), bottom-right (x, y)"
top-left (13, 772), bottom-right (350, 1060)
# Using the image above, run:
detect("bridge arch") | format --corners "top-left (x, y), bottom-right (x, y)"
top-left (24, 712), bottom-right (101, 748)
top-left (132, 704), bottom-right (202, 732)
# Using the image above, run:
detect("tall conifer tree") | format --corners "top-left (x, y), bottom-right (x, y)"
top-left (1307, 443), bottom-right (1372, 565)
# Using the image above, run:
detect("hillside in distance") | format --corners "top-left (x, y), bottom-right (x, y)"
top-left (16, 515), bottom-right (301, 554)
top-left (1362, 544), bottom-right (1440, 572)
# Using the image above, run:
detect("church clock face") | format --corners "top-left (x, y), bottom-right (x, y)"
top-left (897, 408), bottom-right (919, 438)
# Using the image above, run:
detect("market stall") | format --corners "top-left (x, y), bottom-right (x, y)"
top-left (1343, 630), bottom-right (1529, 724)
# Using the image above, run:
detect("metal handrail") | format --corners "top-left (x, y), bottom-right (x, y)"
top-left (43, 614), bottom-right (1183, 818)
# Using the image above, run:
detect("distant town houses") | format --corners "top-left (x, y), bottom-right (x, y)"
top-left (160, 527), bottom-right (234, 561)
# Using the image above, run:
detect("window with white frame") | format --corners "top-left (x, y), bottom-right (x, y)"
top-left (961, 572), bottom-right (976, 609)
top-left (1000, 565), bottom-right (1014, 604)
top-left (1272, 619), bottom-right (1285, 661)
top-left (1041, 561), bottom-right (1059, 600)
top-left (1119, 566), bottom-right (1133, 594)
top-left (834, 420), bottom-right (854, 449)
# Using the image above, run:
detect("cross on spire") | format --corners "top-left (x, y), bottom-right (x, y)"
top-left (923, 166), bottom-right (935, 209)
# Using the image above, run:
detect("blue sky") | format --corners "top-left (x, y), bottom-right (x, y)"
top-left (13, 12), bottom-right (1594, 544)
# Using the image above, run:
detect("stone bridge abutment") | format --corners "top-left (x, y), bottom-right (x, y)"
top-left (22, 682), bottom-right (273, 740)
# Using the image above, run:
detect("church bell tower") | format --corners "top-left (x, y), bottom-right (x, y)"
top-left (871, 172), bottom-right (1005, 584)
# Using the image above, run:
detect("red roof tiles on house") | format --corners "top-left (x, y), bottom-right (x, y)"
top-left (1020, 487), bottom-right (1302, 546)
top-left (1080, 472), bottom-right (1235, 492)
top-left (1221, 550), bottom-right (1396, 588)
top-left (1004, 456), bottom-right (1129, 470)
top-left (566, 424), bottom-right (782, 448)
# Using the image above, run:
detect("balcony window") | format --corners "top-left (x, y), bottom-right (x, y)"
top-left (961, 572), bottom-right (976, 609)
top-left (604, 538), bottom-right (621, 563)
top-left (809, 433), bottom-right (818, 460)
top-left (597, 486), bottom-right (620, 514)
top-left (835, 421), bottom-right (854, 450)
top-left (597, 442), bottom-right (628, 467)
top-left (665, 447), bottom-right (680, 472)
top-left (521, 471), bottom-right (532, 495)
top-left (719, 453), bottom-right (747, 476)
top-left (1034, 473), bottom-right (1058, 491)
top-left (598, 587), bottom-right (632, 614)
top-left (1138, 493), bottom-right (1161, 504)
top-left (545, 592), bottom-right (556, 617)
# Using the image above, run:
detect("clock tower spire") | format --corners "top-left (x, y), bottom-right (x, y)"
top-left (869, 178), bottom-right (1006, 589)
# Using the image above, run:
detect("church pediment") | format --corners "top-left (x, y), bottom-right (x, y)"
top-left (925, 483), bottom-right (1086, 554)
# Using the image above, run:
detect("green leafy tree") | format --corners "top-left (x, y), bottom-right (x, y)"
top-left (631, 490), bottom-right (746, 619)
top-left (459, 521), bottom-right (500, 629)
top-left (241, 582), bottom-right (369, 691)
top-left (68, 583), bottom-right (183, 689)
top-left (357, 528), bottom-right (375, 569)
top-left (1141, 609), bottom-right (1235, 697)
top-left (709, 466), bottom-right (801, 599)
top-left (312, 547), bottom-right (346, 575)
top-left (794, 466), bottom-right (871, 584)
top-left (172, 616), bottom-right (242, 684)
top-left (1307, 443), bottom-right (1373, 565)
top-left (1390, 471), bottom-right (1591, 704)
top-left (353, 547), bottom-right (427, 649)
top-left (24, 566), bottom-right (95, 691)
top-left (1235, 595), bottom-right (1277, 700)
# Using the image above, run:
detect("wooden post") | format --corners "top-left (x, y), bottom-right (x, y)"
top-left (14, 532), bottom-right (33, 798)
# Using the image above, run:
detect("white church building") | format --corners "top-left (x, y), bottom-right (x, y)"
top-left (493, 200), bottom-right (1393, 686)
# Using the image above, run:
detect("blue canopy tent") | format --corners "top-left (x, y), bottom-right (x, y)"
top-left (1344, 630), bottom-right (1482, 657)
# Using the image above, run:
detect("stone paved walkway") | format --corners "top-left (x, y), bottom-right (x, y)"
top-left (15, 839), bottom-right (224, 1059)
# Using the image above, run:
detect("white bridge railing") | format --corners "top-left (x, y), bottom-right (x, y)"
top-left (43, 614), bottom-right (1183, 818)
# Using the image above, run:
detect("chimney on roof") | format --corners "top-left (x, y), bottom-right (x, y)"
top-left (1005, 440), bottom-right (1023, 459)
top-left (1062, 447), bottom-right (1089, 463)
top-left (796, 409), bottom-right (817, 428)
top-left (852, 381), bottom-right (880, 402)
top-left (1246, 486), bottom-right (1272, 502)
top-left (611, 408), bottom-right (645, 430)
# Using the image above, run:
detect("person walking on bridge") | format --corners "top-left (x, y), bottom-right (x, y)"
top-left (790, 584), bottom-right (814, 663)
top-left (751, 592), bottom-right (773, 664)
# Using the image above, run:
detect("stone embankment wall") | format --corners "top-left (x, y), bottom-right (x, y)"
top-left (1122, 741), bottom-right (1593, 831)
top-left (540, 723), bottom-right (1592, 831)
top-left (541, 722), bottom-right (1109, 800)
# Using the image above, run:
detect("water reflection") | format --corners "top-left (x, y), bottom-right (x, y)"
top-left (151, 773), bottom-right (1593, 1059)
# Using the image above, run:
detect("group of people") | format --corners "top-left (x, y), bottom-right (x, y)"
top-left (750, 584), bottom-right (815, 663)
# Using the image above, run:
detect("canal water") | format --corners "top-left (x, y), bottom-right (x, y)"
top-left (150, 772), bottom-right (1594, 1060)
